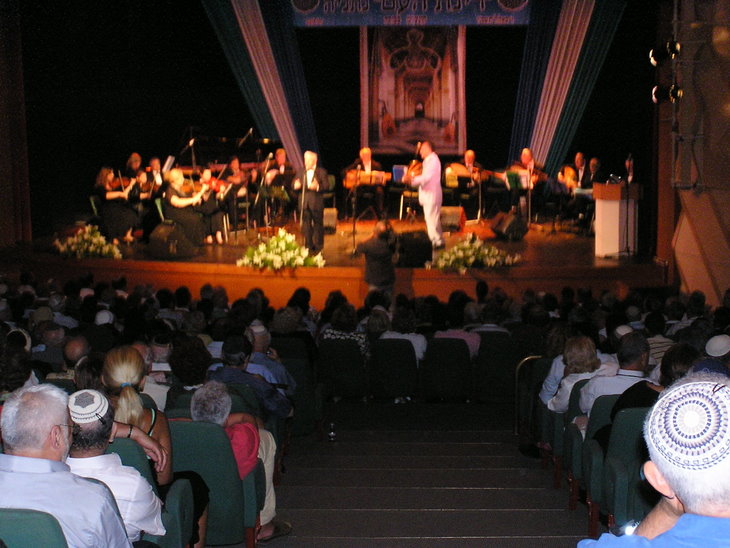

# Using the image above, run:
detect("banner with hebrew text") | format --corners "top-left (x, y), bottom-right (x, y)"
top-left (291, 0), bottom-right (531, 27)
top-left (363, 26), bottom-right (465, 156)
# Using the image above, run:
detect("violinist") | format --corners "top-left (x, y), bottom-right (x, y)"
top-left (146, 157), bottom-right (166, 197)
top-left (93, 167), bottom-right (139, 245)
top-left (162, 168), bottom-right (207, 246)
top-left (509, 147), bottom-right (548, 214)
top-left (124, 152), bottom-right (142, 179)
top-left (402, 141), bottom-right (444, 249)
top-left (197, 169), bottom-right (226, 244)
top-left (255, 148), bottom-right (294, 224)
top-left (134, 169), bottom-right (161, 242)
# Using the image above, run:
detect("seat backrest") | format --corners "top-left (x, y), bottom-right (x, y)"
top-left (0, 508), bottom-right (68, 547)
top-left (606, 407), bottom-right (651, 463)
top-left (105, 438), bottom-right (157, 494)
top-left (370, 338), bottom-right (418, 398)
top-left (269, 336), bottom-right (310, 362)
top-left (166, 388), bottom-right (253, 418)
top-left (317, 338), bottom-right (368, 398)
top-left (168, 420), bottom-right (246, 546)
top-left (421, 338), bottom-right (472, 400)
top-left (585, 394), bottom-right (621, 440)
top-left (566, 378), bottom-right (591, 423)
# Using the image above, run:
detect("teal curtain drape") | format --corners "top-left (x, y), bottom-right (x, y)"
top-left (545, 0), bottom-right (627, 174)
top-left (201, 0), bottom-right (278, 141)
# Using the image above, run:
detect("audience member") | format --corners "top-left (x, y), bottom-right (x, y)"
top-left (0, 384), bottom-right (131, 547)
top-left (66, 389), bottom-right (165, 542)
top-left (191, 381), bottom-right (292, 543)
top-left (579, 331), bottom-right (650, 415)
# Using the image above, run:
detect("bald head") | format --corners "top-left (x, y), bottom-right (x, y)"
top-left (304, 151), bottom-right (318, 170)
top-left (64, 336), bottom-right (90, 369)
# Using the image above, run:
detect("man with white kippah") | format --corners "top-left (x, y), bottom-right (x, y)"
top-left (706, 334), bottom-right (730, 367)
top-left (578, 373), bottom-right (730, 546)
top-left (66, 389), bottom-right (165, 543)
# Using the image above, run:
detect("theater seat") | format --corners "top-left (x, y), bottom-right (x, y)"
top-left (168, 420), bottom-right (262, 547)
top-left (0, 508), bottom-right (68, 547)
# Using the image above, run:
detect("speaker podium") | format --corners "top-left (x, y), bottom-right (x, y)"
top-left (593, 182), bottom-right (640, 257)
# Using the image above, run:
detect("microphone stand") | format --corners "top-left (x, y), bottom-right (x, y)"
top-left (351, 165), bottom-right (360, 255)
top-left (254, 155), bottom-right (273, 233)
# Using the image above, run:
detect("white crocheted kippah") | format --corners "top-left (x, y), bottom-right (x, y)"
top-left (648, 380), bottom-right (730, 471)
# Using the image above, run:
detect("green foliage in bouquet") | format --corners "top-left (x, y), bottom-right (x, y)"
top-left (428, 234), bottom-right (520, 274)
top-left (236, 228), bottom-right (325, 270)
top-left (53, 225), bottom-right (122, 259)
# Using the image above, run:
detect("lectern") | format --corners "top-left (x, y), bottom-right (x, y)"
top-left (593, 182), bottom-right (640, 257)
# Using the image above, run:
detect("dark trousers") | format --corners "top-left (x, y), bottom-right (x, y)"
top-left (301, 201), bottom-right (324, 253)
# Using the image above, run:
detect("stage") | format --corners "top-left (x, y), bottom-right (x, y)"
top-left (3, 217), bottom-right (668, 309)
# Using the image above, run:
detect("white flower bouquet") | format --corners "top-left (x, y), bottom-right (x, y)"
top-left (53, 225), bottom-right (122, 260)
top-left (236, 228), bottom-right (325, 271)
top-left (428, 234), bottom-right (520, 273)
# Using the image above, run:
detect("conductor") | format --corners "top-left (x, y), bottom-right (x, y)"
top-left (293, 151), bottom-right (331, 253)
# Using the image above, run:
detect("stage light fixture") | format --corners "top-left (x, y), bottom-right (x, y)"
top-left (649, 40), bottom-right (681, 66)
top-left (652, 84), bottom-right (683, 104)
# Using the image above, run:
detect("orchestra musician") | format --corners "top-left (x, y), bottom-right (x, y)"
top-left (147, 157), bottom-right (166, 196)
top-left (219, 155), bottom-right (253, 227)
top-left (162, 168), bottom-right (207, 246)
top-left (140, 158), bottom-right (166, 241)
top-left (403, 140), bottom-right (444, 249)
top-left (197, 168), bottom-right (226, 244)
top-left (124, 152), bottom-right (142, 179)
top-left (93, 167), bottom-right (139, 245)
top-left (257, 148), bottom-right (295, 224)
top-left (292, 151), bottom-right (330, 253)
top-left (344, 147), bottom-right (385, 218)
top-left (509, 147), bottom-right (548, 215)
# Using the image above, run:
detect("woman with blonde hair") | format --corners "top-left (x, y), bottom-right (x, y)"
top-left (102, 345), bottom-right (173, 485)
top-left (162, 168), bottom-right (207, 245)
top-left (547, 336), bottom-right (610, 413)
top-left (103, 345), bottom-right (211, 548)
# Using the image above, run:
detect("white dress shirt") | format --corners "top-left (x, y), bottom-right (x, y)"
top-left (67, 453), bottom-right (165, 542)
top-left (579, 368), bottom-right (646, 415)
top-left (0, 453), bottom-right (132, 548)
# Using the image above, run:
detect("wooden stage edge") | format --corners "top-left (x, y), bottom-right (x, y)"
top-left (14, 251), bottom-right (669, 311)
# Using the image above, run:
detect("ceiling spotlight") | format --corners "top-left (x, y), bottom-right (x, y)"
top-left (652, 84), bottom-right (683, 104)
top-left (649, 40), bottom-right (681, 66)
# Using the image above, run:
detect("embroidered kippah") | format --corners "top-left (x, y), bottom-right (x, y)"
top-left (648, 381), bottom-right (730, 471)
top-left (68, 389), bottom-right (109, 424)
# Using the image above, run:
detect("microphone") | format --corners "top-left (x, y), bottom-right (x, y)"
top-left (267, 152), bottom-right (274, 160)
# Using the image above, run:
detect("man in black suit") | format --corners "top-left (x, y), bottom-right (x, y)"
top-left (573, 152), bottom-right (590, 189)
top-left (293, 150), bottom-right (330, 253)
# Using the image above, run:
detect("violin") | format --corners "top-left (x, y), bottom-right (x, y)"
top-left (406, 141), bottom-right (423, 177)
top-left (110, 176), bottom-right (135, 190)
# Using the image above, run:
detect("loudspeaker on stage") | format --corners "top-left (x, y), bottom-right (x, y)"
top-left (440, 206), bottom-right (466, 232)
top-left (491, 212), bottom-right (527, 241)
top-left (147, 221), bottom-right (198, 259)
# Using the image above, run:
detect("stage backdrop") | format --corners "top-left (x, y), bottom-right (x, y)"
top-left (362, 26), bottom-right (465, 156)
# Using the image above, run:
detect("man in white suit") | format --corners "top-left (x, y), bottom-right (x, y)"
top-left (404, 140), bottom-right (444, 249)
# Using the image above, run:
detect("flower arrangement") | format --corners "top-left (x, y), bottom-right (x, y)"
top-left (53, 225), bottom-right (122, 260)
top-left (428, 234), bottom-right (520, 274)
top-left (236, 228), bottom-right (325, 271)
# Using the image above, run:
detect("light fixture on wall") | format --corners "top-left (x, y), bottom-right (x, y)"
top-left (649, 41), bottom-right (681, 66)
top-left (652, 84), bottom-right (683, 104)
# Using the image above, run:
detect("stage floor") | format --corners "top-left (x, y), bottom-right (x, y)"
top-left (1, 217), bottom-right (668, 309)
